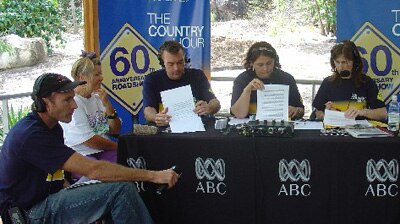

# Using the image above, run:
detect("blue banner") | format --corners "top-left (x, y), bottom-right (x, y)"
top-left (98, 0), bottom-right (210, 133)
top-left (337, 1), bottom-right (400, 104)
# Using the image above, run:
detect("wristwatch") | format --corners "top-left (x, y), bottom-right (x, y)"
top-left (106, 111), bottom-right (118, 119)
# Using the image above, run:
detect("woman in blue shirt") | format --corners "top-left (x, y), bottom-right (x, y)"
top-left (312, 40), bottom-right (387, 121)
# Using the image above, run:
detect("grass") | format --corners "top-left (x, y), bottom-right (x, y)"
top-left (0, 105), bottom-right (30, 144)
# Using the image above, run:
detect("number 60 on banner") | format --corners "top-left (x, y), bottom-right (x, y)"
top-left (358, 45), bottom-right (397, 77)
top-left (110, 46), bottom-right (157, 77)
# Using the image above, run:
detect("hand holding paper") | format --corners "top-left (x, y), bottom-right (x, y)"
top-left (154, 107), bottom-right (171, 126)
top-left (194, 100), bottom-right (210, 116)
top-left (256, 84), bottom-right (289, 121)
top-left (323, 109), bottom-right (356, 127)
top-left (160, 85), bottom-right (205, 133)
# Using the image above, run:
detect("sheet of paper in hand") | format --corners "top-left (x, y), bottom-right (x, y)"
top-left (323, 109), bottom-right (357, 128)
top-left (256, 84), bottom-right (289, 121)
top-left (161, 85), bottom-right (205, 133)
top-left (65, 176), bottom-right (102, 190)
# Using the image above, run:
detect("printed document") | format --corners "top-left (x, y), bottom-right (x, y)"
top-left (161, 85), bottom-right (205, 133)
top-left (294, 121), bottom-right (324, 130)
top-left (345, 127), bottom-right (392, 138)
top-left (323, 109), bottom-right (356, 127)
top-left (256, 84), bottom-right (289, 121)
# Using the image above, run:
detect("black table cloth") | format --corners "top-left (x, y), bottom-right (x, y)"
top-left (118, 127), bottom-right (400, 224)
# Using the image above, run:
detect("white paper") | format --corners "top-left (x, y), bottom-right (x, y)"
top-left (256, 84), bottom-right (289, 121)
top-left (160, 85), bottom-right (205, 133)
top-left (355, 119), bottom-right (373, 127)
top-left (228, 117), bottom-right (250, 126)
top-left (345, 127), bottom-right (392, 138)
top-left (65, 176), bottom-right (101, 190)
top-left (294, 121), bottom-right (324, 130)
top-left (323, 109), bottom-right (357, 127)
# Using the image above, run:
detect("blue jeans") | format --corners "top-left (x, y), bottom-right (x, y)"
top-left (26, 182), bottom-right (153, 224)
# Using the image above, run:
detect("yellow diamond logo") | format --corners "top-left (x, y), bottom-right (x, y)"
top-left (100, 23), bottom-right (161, 115)
top-left (352, 22), bottom-right (400, 104)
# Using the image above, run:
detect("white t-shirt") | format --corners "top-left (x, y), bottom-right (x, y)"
top-left (61, 93), bottom-right (110, 156)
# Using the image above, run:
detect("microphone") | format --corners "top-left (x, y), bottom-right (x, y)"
top-left (156, 165), bottom-right (179, 195)
top-left (339, 70), bottom-right (351, 78)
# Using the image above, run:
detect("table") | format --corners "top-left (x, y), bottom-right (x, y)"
top-left (118, 127), bottom-right (400, 224)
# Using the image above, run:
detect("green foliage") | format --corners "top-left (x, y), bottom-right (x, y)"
top-left (246, 0), bottom-right (273, 18)
top-left (210, 0), bottom-right (337, 35)
top-left (296, 0), bottom-right (336, 35)
top-left (57, 0), bottom-right (83, 29)
top-left (272, 0), bottom-right (289, 12)
top-left (211, 0), bottom-right (272, 21)
top-left (7, 105), bottom-right (30, 129)
top-left (0, 0), bottom-right (66, 53)
top-left (0, 39), bottom-right (14, 54)
top-left (0, 105), bottom-right (30, 144)
top-left (274, 0), bottom-right (337, 35)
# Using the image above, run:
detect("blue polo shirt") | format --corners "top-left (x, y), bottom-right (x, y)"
top-left (312, 75), bottom-right (385, 112)
top-left (231, 69), bottom-right (304, 115)
top-left (0, 112), bottom-right (74, 210)
top-left (142, 68), bottom-right (216, 112)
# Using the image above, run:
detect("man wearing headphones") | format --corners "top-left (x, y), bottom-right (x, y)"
top-left (312, 40), bottom-right (387, 121)
top-left (142, 40), bottom-right (221, 126)
top-left (0, 73), bottom-right (179, 223)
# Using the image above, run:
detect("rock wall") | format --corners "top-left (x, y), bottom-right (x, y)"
top-left (0, 34), bottom-right (47, 70)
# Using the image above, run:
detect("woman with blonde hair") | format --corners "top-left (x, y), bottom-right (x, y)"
top-left (61, 51), bottom-right (121, 171)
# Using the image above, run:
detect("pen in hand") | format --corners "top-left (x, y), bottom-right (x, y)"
top-left (156, 165), bottom-right (181, 195)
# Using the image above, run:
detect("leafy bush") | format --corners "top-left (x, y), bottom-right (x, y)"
top-left (0, 0), bottom-right (66, 53)
top-left (210, 0), bottom-right (337, 35)
top-left (0, 105), bottom-right (30, 144)
top-left (7, 105), bottom-right (30, 128)
top-left (273, 0), bottom-right (336, 35)
top-left (0, 39), bottom-right (14, 54)
top-left (211, 0), bottom-right (272, 21)
top-left (56, 0), bottom-right (83, 30)
top-left (247, 0), bottom-right (273, 17)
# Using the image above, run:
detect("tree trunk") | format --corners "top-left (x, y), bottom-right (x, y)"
top-left (71, 0), bottom-right (78, 33)
top-left (312, 0), bottom-right (326, 36)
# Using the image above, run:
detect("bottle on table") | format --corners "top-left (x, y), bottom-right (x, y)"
top-left (387, 95), bottom-right (399, 132)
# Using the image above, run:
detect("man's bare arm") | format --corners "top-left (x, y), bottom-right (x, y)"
top-left (63, 153), bottom-right (178, 187)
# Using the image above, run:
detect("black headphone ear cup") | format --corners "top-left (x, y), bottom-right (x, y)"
top-left (354, 60), bottom-right (360, 69)
top-left (33, 96), bottom-right (46, 112)
top-left (185, 56), bottom-right (190, 65)
top-left (31, 73), bottom-right (49, 112)
top-left (157, 52), bottom-right (164, 68)
top-left (353, 48), bottom-right (362, 69)
top-left (36, 98), bottom-right (46, 112)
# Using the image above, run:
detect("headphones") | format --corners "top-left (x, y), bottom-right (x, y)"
top-left (157, 51), bottom-right (191, 68)
top-left (157, 41), bottom-right (191, 68)
top-left (246, 42), bottom-right (282, 70)
top-left (330, 40), bottom-right (362, 74)
top-left (157, 50), bottom-right (166, 68)
top-left (347, 41), bottom-right (362, 70)
top-left (31, 74), bottom-right (48, 112)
